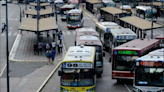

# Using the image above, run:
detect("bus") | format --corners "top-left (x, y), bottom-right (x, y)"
top-left (58, 45), bottom-right (96, 92)
top-left (120, 5), bottom-right (132, 16)
top-left (67, 9), bottom-right (84, 29)
top-left (60, 4), bottom-right (75, 21)
top-left (102, 0), bottom-right (116, 7)
top-left (136, 6), bottom-right (157, 22)
top-left (75, 28), bottom-right (99, 39)
top-left (95, 22), bottom-right (120, 51)
top-left (54, 0), bottom-right (64, 13)
top-left (134, 48), bottom-right (164, 92)
top-left (156, 35), bottom-right (164, 48)
top-left (75, 35), bottom-right (105, 76)
top-left (68, 0), bottom-right (79, 9)
top-left (112, 39), bottom-right (160, 82)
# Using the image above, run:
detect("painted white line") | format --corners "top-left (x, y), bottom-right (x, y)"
top-left (10, 18), bottom-right (13, 20)
top-left (66, 31), bottom-right (71, 35)
top-left (1, 33), bottom-right (5, 36)
top-left (13, 32), bottom-right (17, 36)
top-left (8, 32), bottom-right (12, 36)
top-left (62, 31), bottom-right (65, 35)
top-left (0, 64), bottom-right (7, 77)
top-left (9, 27), bottom-right (12, 29)
top-left (124, 84), bottom-right (131, 92)
top-left (72, 31), bottom-right (76, 35)
top-left (15, 18), bottom-right (18, 20)
top-left (2, 18), bottom-right (5, 20)
top-left (9, 34), bottom-right (21, 60)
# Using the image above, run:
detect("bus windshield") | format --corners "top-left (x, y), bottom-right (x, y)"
top-left (61, 69), bottom-right (94, 86)
top-left (135, 67), bottom-right (164, 87)
top-left (61, 10), bottom-right (69, 15)
top-left (67, 14), bottom-right (81, 23)
top-left (113, 55), bottom-right (139, 71)
top-left (106, 3), bottom-right (115, 7)
top-left (55, 3), bottom-right (64, 8)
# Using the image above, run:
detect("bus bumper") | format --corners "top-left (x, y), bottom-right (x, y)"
top-left (67, 24), bottom-right (82, 28)
top-left (112, 71), bottom-right (134, 80)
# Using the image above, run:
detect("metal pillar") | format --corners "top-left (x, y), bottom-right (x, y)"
top-left (37, 0), bottom-right (40, 53)
top-left (150, 0), bottom-right (153, 39)
top-left (18, 4), bottom-right (22, 22)
top-left (25, 0), bottom-right (27, 10)
top-left (5, 0), bottom-right (10, 91)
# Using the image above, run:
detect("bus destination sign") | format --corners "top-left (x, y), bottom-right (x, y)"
top-left (114, 50), bottom-right (139, 56)
top-left (140, 61), bottom-right (163, 67)
top-left (62, 62), bottom-right (93, 69)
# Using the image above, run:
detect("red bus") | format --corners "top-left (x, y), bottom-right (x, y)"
top-left (112, 39), bottom-right (160, 82)
top-left (155, 35), bottom-right (164, 48)
top-left (75, 35), bottom-right (105, 76)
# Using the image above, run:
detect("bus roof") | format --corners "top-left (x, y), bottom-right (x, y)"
top-left (61, 4), bottom-right (75, 9)
top-left (155, 35), bottom-right (164, 39)
top-left (110, 28), bottom-right (137, 38)
top-left (76, 35), bottom-right (102, 46)
top-left (102, 0), bottom-right (115, 3)
top-left (54, 0), bottom-right (63, 3)
top-left (136, 6), bottom-right (157, 12)
top-left (76, 28), bottom-right (99, 37)
top-left (120, 5), bottom-right (131, 9)
top-left (68, 9), bottom-right (82, 14)
top-left (96, 22), bottom-right (121, 31)
top-left (114, 39), bottom-right (160, 51)
top-left (63, 46), bottom-right (95, 63)
top-left (136, 49), bottom-right (164, 62)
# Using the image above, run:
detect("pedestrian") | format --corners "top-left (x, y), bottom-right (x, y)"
top-left (60, 33), bottom-right (63, 41)
top-left (92, 9), bottom-right (95, 15)
top-left (51, 40), bottom-right (56, 50)
top-left (46, 43), bottom-right (50, 51)
top-left (1, 23), bottom-right (4, 33)
top-left (34, 43), bottom-right (38, 55)
top-left (46, 50), bottom-right (52, 65)
top-left (143, 31), bottom-right (147, 39)
top-left (82, 4), bottom-right (84, 9)
top-left (49, 42), bottom-right (52, 50)
top-left (57, 39), bottom-right (60, 52)
top-left (51, 48), bottom-right (56, 64)
top-left (59, 40), bottom-right (63, 52)
top-left (47, 31), bottom-right (50, 38)
top-left (52, 30), bottom-right (56, 40)
top-left (38, 41), bottom-right (43, 55)
top-left (58, 30), bottom-right (62, 39)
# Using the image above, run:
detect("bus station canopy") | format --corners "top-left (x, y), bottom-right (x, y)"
top-left (86, 0), bottom-right (101, 4)
top-left (19, 17), bottom-right (57, 32)
top-left (119, 16), bottom-right (162, 30)
top-left (100, 7), bottom-right (127, 15)
top-left (139, 2), bottom-right (164, 7)
top-left (29, 3), bottom-right (50, 6)
top-left (25, 8), bottom-right (53, 16)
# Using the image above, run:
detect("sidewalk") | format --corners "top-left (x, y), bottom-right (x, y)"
top-left (9, 31), bottom-right (64, 62)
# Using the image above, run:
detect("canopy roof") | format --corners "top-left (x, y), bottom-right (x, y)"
top-left (86, 0), bottom-right (101, 4)
top-left (119, 16), bottom-right (162, 30)
top-left (19, 17), bottom-right (57, 32)
top-left (101, 7), bottom-right (127, 15)
top-left (29, 3), bottom-right (50, 6)
top-left (25, 8), bottom-right (53, 16)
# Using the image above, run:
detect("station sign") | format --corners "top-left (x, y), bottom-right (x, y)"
top-left (62, 62), bottom-right (93, 69)
top-left (114, 50), bottom-right (139, 56)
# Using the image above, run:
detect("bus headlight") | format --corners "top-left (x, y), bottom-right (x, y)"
top-left (61, 87), bottom-right (68, 91)
top-left (87, 87), bottom-right (95, 91)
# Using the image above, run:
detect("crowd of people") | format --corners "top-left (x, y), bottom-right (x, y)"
top-left (33, 30), bottom-right (63, 65)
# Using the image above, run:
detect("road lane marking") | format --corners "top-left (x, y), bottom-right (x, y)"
top-left (8, 32), bottom-right (12, 36)
top-left (124, 84), bottom-right (131, 92)
top-left (1, 33), bottom-right (5, 36)
top-left (72, 31), bottom-right (76, 35)
top-left (15, 18), bottom-right (18, 20)
top-left (10, 18), bottom-right (13, 20)
top-left (62, 31), bottom-right (65, 35)
top-left (9, 27), bottom-right (12, 29)
top-left (13, 32), bottom-right (17, 36)
top-left (66, 31), bottom-right (71, 35)
top-left (0, 64), bottom-right (7, 77)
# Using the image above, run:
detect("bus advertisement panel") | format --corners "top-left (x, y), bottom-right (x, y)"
top-left (58, 46), bottom-right (96, 92)
top-left (133, 49), bottom-right (164, 92)
top-left (75, 35), bottom-right (105, 76)
top-left (54, 0), bottom-right (64, 13)
top-left (69, 0), bottom-right (79, 9)
top-left (112, 39), bottom-right (160, 82)
top-left (60, 4), bottom-right (75, 20)
top-left (67, 9), bottom-right (84, 29)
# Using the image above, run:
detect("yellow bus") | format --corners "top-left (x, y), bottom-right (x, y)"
top-left (58, 45), bottom-right (96, 92)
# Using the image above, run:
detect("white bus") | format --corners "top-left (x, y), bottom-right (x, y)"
top-left (95, 22), bottom-right (121, 51)
top-left (102, 0), bottom-right (116, 7)
top-left (136, 6), bottom-right (157, 22)
top-left (134, 48), bottom-right (164, 92)
top-left (120, 5), bottom-right (132, 16)
top-left (67, 9), bottom-right (84, 29)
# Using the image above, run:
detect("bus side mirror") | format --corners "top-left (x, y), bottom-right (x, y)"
top-left (58, 71), bottom-right (61, 76)
top-left (103, 52), bottom-right (105, 57)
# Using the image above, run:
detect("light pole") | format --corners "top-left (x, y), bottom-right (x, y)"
top-left (18, 4), bottom-right (22, 22)
top-left (150, 0), bottom-right (153, 39)
top-left (37, 0), bottom-right (40, 52)
top-left (5, 0), bottom-right (10, 91)
top-left (25, 0), bottom-right (27, 10)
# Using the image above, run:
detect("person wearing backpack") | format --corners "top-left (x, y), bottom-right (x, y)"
top-left (46, 43), bottom-right (50, 51)
top-left (51, 48), bottom-right (56, 64)
top-left (46, 50), bottom-right (52, 65)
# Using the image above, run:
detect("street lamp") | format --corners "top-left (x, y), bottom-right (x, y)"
top-left (13, 3), bottom-right (22, 22)
top-left (150, 0), bottom-right (153, 39)
top-left (5, 0), bottom-right (10, 91)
